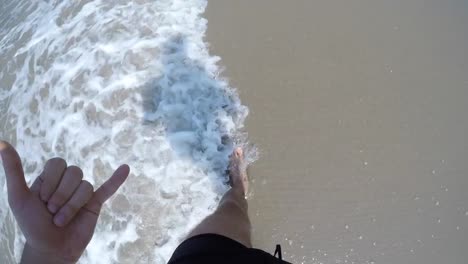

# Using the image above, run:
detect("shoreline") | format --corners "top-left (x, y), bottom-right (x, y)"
top-left (205, 0), bottom-right (468, 263)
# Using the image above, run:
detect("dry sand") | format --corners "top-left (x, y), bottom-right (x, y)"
top-left (205, 0), bottom-right (468, 263)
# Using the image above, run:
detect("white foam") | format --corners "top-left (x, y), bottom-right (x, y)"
top-left (0, 0), bottom-right (252, 263)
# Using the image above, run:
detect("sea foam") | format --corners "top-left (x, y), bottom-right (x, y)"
top-left (0, 0), bottom-right (250, 263)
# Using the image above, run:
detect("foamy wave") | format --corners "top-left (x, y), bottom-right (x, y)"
top-left (0, 0), bottom-right (250, 263)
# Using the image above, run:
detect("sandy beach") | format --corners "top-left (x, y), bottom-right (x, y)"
top-left (1, 0), bottom-right (468, 263)
top-left (206, 0), bottom-right (468, 263)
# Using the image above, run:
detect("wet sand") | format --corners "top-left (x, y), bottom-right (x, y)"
top-left (205, 0), bottom-right (468, 263)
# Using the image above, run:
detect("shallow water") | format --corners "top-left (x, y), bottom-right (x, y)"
top-left (206, 0), bottom-right (468, 263)
top-left (1, 0), bottom-right (468, 263)
top-left (0, 0), bottom-right (252, 263)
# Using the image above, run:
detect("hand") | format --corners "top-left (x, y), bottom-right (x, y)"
top-left (0, 141), bottom-right (130, 264)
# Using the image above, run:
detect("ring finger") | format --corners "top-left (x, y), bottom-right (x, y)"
top-left (47, 166), bottom-right (83, 214)
top-left (54, 180), bottom-right (93, 227)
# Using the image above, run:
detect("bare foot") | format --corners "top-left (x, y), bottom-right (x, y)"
top-left (228, 147), bottom-right (249, 195)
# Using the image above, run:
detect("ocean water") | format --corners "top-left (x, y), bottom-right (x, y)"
top-left (0, 0), bottom-right (252, 263)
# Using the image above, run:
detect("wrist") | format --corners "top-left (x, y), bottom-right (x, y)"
top-left (21, 243), bottom-right (77, 264)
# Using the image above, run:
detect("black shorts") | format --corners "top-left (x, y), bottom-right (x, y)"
top-left (168, 234), bottom-right (291, 264)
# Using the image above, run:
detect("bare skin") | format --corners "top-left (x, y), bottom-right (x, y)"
top-left (228, 147), bottom-right (249, 195)
top-left (1, 141), bottom-right (251, 262)
top-left (0, 141), bottom-right (129, 264)
top-left (187, 147), bottom-right (252, 247)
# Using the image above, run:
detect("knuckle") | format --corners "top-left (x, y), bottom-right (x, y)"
top-left (67, 166), bottom-right (83, 179)
top-left (48, 157), bottom-right (67, 168)
top-left (81, 180), bottom-right (94, 193)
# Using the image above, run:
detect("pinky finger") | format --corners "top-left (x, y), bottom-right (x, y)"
top-left (85, 164), bottom-right (130, 214)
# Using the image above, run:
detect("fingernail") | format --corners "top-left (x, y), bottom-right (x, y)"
top-left (54, 213), bottom-right (65, 227)
top-left (47, 203), bottom-right (58, 214)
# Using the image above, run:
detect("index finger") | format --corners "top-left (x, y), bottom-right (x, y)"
top-left (0, 141), bottom-right (29, 206)
top-left (86, 164), bottom-right (130, 213)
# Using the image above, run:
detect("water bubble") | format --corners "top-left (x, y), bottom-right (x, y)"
top-left (364, 161), bottom-right (369, 166)
top-left (358, 235), bottom-right (363, 240)
top-left (345, 224), bottom-right (350, 230)
top-left (431, 170), bottom-right (436, 175)
top-left (373, 242), bottom-right (377, 246)
top-left (385, 64), bottom-right (393, 73)
top-left (435, 201), bottom-right (440, 206)
top-left (456, 226), bottom-right (460, 230)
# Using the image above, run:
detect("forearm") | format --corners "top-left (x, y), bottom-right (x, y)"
top-left (21, 244), bottom-right (76, 264)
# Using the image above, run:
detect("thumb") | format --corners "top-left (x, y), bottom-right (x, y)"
top-left (0, 141), bottom-right (29, 207)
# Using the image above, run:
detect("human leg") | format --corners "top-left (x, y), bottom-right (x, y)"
top-left (187, 148), bottom-right (251, 247)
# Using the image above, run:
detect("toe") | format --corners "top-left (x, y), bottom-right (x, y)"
top-left (234, 147), bottom-right (243, 158)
